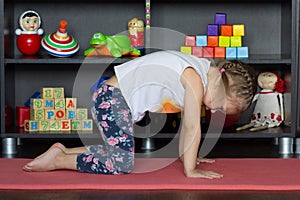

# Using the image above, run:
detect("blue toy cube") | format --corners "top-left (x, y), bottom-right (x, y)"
top-left (207, 24), bottom-right (219, 36)
top-left (226, 47), bottom-right (237, 59)
top-left (237, 46), bottom-right (249, 59)
top-left (196, 35), bottom-right (207, 46)
top-left (214, 13), bottom-right (227, 25)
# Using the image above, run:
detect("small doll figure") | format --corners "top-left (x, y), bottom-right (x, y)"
top-left (236, 71), bottom-right (285, 132)
top-left (15, 10), bottom-right (43, 55)
top-left (128, 18), bottom-right (144, 52)
top-left (15, 10), bottom-right (43, 35)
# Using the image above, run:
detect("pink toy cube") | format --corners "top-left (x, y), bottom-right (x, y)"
top-left (185, 35), bottom-right (196, 46)
top-left (192, 46), bottom-right (203, 57)
top-left (203, 47), bottom-right (214, 58)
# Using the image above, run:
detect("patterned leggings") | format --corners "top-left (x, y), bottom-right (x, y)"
top-left (76, 84), bottom-right (134, 174)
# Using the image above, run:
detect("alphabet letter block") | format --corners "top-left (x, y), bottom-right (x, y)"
top-left (45, 109), bottom-right (55, 120)
top-left (71, 120), bottom-right (81, 130)
top-left (55, 109), bottom-right (65, 120)
top-left (44, 99), bottom-right (54, 109)
top-left (82, 119), bottom-right (93, 131)
top-left (77, 108), bottom-right (88, 120)
top-left (49, 120), bottom-right (61, 131)
top-left (41, 88), bottom-right (54, 99)
top-left (53, 87), bottom-right (64, 98)
top-left (66, 98), bottom-right (77, 109)
top-left (55, 98), bottom-right (66, 109)
top-left (30, 98), bottom-right (44, 109)
top-left (66, 109), bottom-right (77, 120)
top-left (39, 120), bottom-right (50, 131)
top-left (30, 109), bottom-right (45, 120)
top-left (61, 120), bottom-right (71, 131)
top-left (25, 120), bottom-right (39, 132)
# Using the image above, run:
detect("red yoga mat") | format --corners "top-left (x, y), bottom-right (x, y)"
top-left (0, 158), bottom-right (300, 190)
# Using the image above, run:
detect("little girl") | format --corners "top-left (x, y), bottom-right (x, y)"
top-left (23, 50), bottom-right (257, 179)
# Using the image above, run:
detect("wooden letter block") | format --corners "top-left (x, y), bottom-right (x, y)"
top-left (49, 120), bottom-right (61, 131)
top-left (219, 36), bottom-right (230, 47)
top-left (77, 108), bottom-right (88, 120)
top-left (66, 109), bottom-right (77, 119)
top-left (221, 25), bottom-right (232, 36)
top-left (192, 46), bottom-right (203, 58)
top-left (53, 87), bottom-right (65, 99)
top-left (30, 109), bottom-right (44, 120)
top-left (39, 120), bottom-right (50, 131)
top-left (81, 119), bottom-right (93, 131)
top-left (214, 47), bottom-right (226, 58)
top-left (196, 35), bottom-right (207, 46)
top-left (55, 109), bottom-right (65, 120)
top-left (24, 120), bottom-right (30, 132)
top-left (41, 88), bottom-right (54, 99)
top-left (44, 99), bottom-right (54, 109)
top-left (66, 98), bottom-right (77, 109)
top-left (233, 24), bottom-right (245, 36)
top-left (45, 109), bottom-right (55, 120)
top-left (185, 35), bottom-right (196, 46)
top-left (55, 98), bottom-right (66, 109)
top-left (61, 120), bottom-right (71, 131)
top-left (202, 47), bottom-right (214, 58)
top-left (207, 36), bottom-right (218, 47)
top-left (71, 120), bottom-right (81, 130)
top-left (27, 120), bottom-right (39, 132)
top-left (180, 46), bottom-right (192, 54)
top-left (230, 36), bottom-right (242, 47)
top-left (30, 98), bottom-right (44, 109)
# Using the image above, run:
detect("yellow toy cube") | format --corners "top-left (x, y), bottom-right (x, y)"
top-left (233, 24), bottom-right (245, 36)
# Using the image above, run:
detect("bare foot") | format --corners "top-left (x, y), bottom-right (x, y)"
top-left (23, 146), bottom-right (64, 172)
top-left (34, 142), bottom-right (66, 160)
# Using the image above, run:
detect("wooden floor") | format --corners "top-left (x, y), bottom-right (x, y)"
top-left (1, 138), bottom-right (300, 200)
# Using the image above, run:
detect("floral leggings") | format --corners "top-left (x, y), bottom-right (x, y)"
top-left (76, 83), bottom-right (134, 174)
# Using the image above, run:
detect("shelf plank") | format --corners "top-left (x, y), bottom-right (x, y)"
top-left (4, 54), bottom-right (292, 65)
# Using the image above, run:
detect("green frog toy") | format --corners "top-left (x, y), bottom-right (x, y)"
top-left (84, 32), bottom-right (141, 57)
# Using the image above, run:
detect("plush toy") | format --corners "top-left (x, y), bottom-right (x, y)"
top-left (236, 71), bottom-right (285, 132)
top-left (84, 32), bottom-right (141, 58)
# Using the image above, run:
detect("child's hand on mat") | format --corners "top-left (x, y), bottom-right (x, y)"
top-left (197, 158), bottom-right (215, 164)
top-left (185, 169), bottom-right (223, 179)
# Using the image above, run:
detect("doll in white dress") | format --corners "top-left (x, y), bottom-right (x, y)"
top-left (236, 71), bottom-right (285, 131)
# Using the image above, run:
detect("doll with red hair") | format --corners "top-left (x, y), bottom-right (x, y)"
top-left (237, 71), bottom-right (285, 131)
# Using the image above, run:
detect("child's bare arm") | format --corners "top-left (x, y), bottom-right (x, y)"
top-left (180, 68), bottom-right (223, 179)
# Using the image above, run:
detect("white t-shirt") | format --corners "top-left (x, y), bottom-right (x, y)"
top-left (114, 50), bottom-right (211, 122)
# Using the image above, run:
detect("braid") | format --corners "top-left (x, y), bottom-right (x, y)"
top-left (217, 60), bottom-right (257, 110)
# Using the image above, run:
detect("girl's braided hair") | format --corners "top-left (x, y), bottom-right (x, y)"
top-left (216, 60), bottom-right (257, 111)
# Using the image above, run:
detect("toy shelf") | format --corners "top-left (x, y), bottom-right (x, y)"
top-left (1, 0), bottom-right (299, 154)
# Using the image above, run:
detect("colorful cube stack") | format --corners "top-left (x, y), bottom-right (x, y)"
top-left (24, 87), bottom-right (93, 132)
top-left (180, 13), bottom-right (249, 59)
